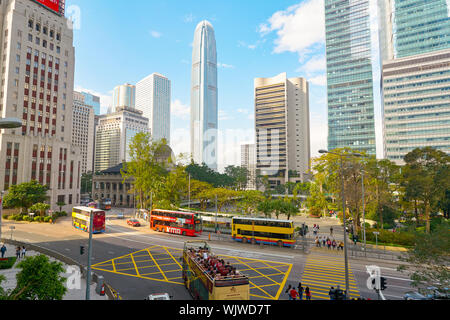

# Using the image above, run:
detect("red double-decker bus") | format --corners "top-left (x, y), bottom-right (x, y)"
top-left (150, 209), bottom-right (202, 237)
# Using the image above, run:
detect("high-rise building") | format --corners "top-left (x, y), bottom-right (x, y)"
top-left (94, 106), bottom-right (149, 172)
top-left (136, 73), bottom-right (171, 144)
top-left (255, 73), bottom-right (311, 190)
top-left (81, 91), bottom-right (101, 116)
top-left (72, 91), bottom-right (95, 174)
top-left (325, 0), bottom-right (377, 156)
top-left (0, 0), bottom-right (82, 212)
top-left (241, 143), bottom-right (256, 190)
top-left (191, 20), bottom-right (218, 171)
top-left (112, 83), bottom-right (135, 112)
top-left (379, 0), bottom-right (450, 163)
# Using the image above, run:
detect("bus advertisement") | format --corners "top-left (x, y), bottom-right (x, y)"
top-left (99, 198), bottom-right (112, 210)
top-left (72, 206), bottom-right (106, 234)
top-left (182, 241), bottom-right (250, 300)
top-left (231, 217), bottom-right (295, 247)
top-left (150, 209), bottom-right (202, 237)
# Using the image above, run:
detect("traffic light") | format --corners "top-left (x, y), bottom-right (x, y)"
top-left (380, 277), bottom-right (387, 291)
top-left (80, 245), bottom-right (85, 255)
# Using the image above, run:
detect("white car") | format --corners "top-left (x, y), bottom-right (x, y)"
top-left (117, 213), bottom-right (125, 219)
top-left (145, 293), bottom-right (172, 300)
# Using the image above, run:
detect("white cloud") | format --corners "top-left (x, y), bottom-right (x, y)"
top-left (309, 74), bottom-right (327, 86)
top-left (150, 30), bottom-right (162, 38)
top-left (184, 13), bottom-right (195, 23)
top-left (217, 62), bottom-right (235, 69)
top-left (299, 55), bottom-right (326, 73)
top-left (310, 112), bottom-right (328, 158)
top-left (74, 85), bottom-right (112, 114)
top-left (171, 99), bottom-right (190, 120)
top-left (219, 109), bottom-right (232, 121)
top-left (237, 40), bottom-right (264, 50)
top-left (260, 0), bottom-right (325, 59)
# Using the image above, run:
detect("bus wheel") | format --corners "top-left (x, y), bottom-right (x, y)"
top-left (277, 241), bottom-right (283, 247)
top-left (251, 238), bottom-right (256, 245)
top-left (242, 237), bottom-right (248, 244)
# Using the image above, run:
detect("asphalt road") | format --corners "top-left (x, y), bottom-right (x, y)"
top-left (1, 209), bottom-right (416, 301)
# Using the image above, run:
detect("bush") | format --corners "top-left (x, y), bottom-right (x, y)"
top-left (44, 216), bottom-right (51, 223)
top-left (33, 217), bottom-right (40, 222)
top-left (359, 228), bottom-right (415, 247)
top-left (0, 257), bottom-right (17, 270)
top-left (2, 214), bottom-right (9, 220)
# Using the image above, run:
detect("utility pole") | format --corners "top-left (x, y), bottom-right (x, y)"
top-left (188, 174), bottom-right (191, 209)
top-left (362, 169), bottom-right (366, 255)
top-left (215, 194), bottom-right (218, 233)
top-left (339, 155), bottom-right (350, 299)
top-left (86, 209), bottom-right (94, 300)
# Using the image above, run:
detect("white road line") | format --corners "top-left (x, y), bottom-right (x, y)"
top-left (105, 224), bottom-right (295, 261)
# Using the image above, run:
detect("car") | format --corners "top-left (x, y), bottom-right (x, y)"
top-left (403, 291), bottom-right (429, 300)
top-left (117, 212), bottom-right (125, 219)
top-left (144, 293), bottom-right (172, 300)
top-left (424, 287), bottom-right (450, 300)
top-left (127, 218), bottom-right (141, 227)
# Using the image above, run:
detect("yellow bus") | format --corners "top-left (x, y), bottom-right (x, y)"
top-left (231, 217), bottom-right (295, 247)
top-left (182, 241), bottom-right (250, 300)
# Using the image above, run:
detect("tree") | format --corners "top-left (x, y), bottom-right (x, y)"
top-left (29, 203), bottom-right (50, 217)
top-left (237, 190), bottom-right (265, 215)
top-left (401, 148), bottom-right (450, 233)
top-left (398, 222), bottom-right (450, 293)
top-left (257, 199), bottom-right (274, 218)
top-left (80, 172), bottom-right (93, 194)
top-left (3, 181), bottom-right (49, 214)
top-left (56, 202), bottom-right (66, 213)
top-left (281, 199), bottom-right (299, 220)
top-left (225, 165), bottom-right (249, 190)
top-left (306, 182), bottom-right (328, 217)
top-left (11, 255), bottom-right (67, 300)
top-left (186, 162), bottom-right (234, 188)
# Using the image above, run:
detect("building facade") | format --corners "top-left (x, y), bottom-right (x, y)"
top-left (112, 83), bottom-right (135, 113)
top-left (241, 143), bottom-right (256, 190)
top-left (191, 20), bottom-right (218, 171)
top-left (255, 73), bottom-right (311, 190)
top-left (136, 73), bottom-right (171, 144)
top-left (0, 0), bottom-right (81, 212)
top-left (72, 91), bottom-right (95, 174)
top-left (81, 91), bottom-right (100, 116)
top-left (325, 0), bottom-right (377, 156)
top-left (379, 0), bottom-right (450, 163)
top-left (94, 106), bottom-right (149, 172)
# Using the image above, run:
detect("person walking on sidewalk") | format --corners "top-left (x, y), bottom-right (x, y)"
top-left (21, 246), bottom-right (26, 258)
top-left (330, 226), bottom-right (333, 236)
top-left (332, 239), bottom-right (337, 250)
top-left (305, 287), bottom-right (312, 300)
top-left (285, 284), bottom-right (292, 300)
top-left (0, 244), bottom-right (6, 258)
top-left (298, 282), bottom-right (304, 300)
top-left (289, 287), bottom-right (299, 300)
top-left (16, 246), bottom-right (21, 260)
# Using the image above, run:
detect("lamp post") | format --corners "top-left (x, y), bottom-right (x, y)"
top-left (0, 118), bottom-right (21, 242)
top-left (319, 149), bottom-right (362, 299)
top-left (86, 209), bottom-right (94, 300)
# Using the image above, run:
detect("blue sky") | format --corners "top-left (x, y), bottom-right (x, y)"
top-left (66, 0), bottom-right (331, 171)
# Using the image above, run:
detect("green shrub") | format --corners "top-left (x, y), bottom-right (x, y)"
top-left (39, 216), bottom-right (45, 222)
top-left (359, 228), bottom-right (415, 247)
top-left (33, 216), bottom-right (40, 222)
top-left (0, 257), bottom-right (17, 270)
top-left (44, 216), bottom-right (51, 223)
top-left (2, 214), bottom-right (9, 220)
top-left (16, 215), bottom-right (23, 221)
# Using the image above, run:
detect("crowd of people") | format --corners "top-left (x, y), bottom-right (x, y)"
top-left (314, 236), bottom-right (344, 250)
top-left (286, 283), bottom-right (312, 300)
top-left (188, 247), bottom-right (242, 280)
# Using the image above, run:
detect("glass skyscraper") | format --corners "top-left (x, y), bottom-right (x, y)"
top-left (325, 0), bottom-right (377, 155)
top-left (112, 83), bottom-right (136, 112)
top-left (191, 20), bottom-right (218, 171)
top-left (379, 0), bottom-right (450, 163)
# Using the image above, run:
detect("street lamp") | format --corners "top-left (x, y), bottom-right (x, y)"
top-left (319, 149), bottom-right (362, 299)
top-left (0, 118), bottom-right (22, 242)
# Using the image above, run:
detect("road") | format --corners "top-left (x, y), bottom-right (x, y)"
top-left (0, 208), bottom-right (415, 300)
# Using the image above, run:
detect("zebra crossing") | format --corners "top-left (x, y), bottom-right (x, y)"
top-left (300, 254), bottom-right (361, 300)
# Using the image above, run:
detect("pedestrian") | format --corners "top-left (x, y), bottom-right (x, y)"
top-left (16, 246), bottom-right (21, 259)
top-left (322, 237), bottom-right (326, 247)
top-left (330, 226), bottom-right (333, 236)
top-left (298, 283), bottom-right (304, 300)
top-left (332, 239), bottom-right (337, 250)
top-left (315, 236), bottom-right (319, 247)
top-left (285, 284), bottom-right (292, 300)
top-left (0, 244), bottom-right (6, 258)
top-left (327, 238), bottom-right (331, 250)
top-left (305, 287), bottom-right (312, 300)
top-left (289, 287), bottom-right (299, 300)
top-left (21, 246), bottom-right (26, 258)
top-left (338, 241), bottom-right (344, 251)
top-left (329, 287), bottom-right (335, 300)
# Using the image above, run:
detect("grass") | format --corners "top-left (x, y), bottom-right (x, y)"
top-left (363, 240), bottom-right (413, 250)
top-left (0, 257), bottom-right (17, 270)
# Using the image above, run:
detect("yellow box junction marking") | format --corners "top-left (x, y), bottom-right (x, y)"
top-left (91, 245), bottom-right (292, 300)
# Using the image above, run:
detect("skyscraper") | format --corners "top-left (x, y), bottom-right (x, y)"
top-left (0, 0), bottom-right (82, 212)
top-left (379, 0), bottom-right (450, 163)
top-left (191, 20), bottom-right (218, 170)
top-left (136, 73), bottom-right (171, 144)
top-left (255, 73), bottom-right (311, 190)
top-left (241, 144), bottom-right (256, 190)
top-left (81, 91), bottom-right (101, 116)
top-left (325, 0), bottom-right (377, 156)
top-left (112, 83), bottom-right (135, 112)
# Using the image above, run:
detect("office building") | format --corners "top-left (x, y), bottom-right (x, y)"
top-left (112, 83), bottom-right (135, 112)
top-left (241, 143), bottom-right (256, 190)
top-left (191, 20), bottom-right (218, 170)
top-left (325, 0), bottom-right (377, 156)
top-left (379, 0), bottom-right (450, 163)
top-left (255, 73), bottom-right (311, 190)
top-left (72, 91), bottom-right (95, 174)
top-left (136, 73), bottom-right (171, 144)
top-left (94, 106), bottom-right (149, 172)
top-left (0, 0), bottom-right (82, 212)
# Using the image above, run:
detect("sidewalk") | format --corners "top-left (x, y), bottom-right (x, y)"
top-left (0, 243), bottom-right (108, 300)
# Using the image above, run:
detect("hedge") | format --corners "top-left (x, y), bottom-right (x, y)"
top-left (358, 228), bottom-right (415, 247)
top-left (0, 257), bottom-right (17, 270)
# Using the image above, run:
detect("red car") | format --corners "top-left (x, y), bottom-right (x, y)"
top-left (127, 219), bottom-right (141, 227)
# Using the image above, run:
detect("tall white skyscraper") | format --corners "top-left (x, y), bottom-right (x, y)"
top-left (136, 73), bottom-right (171, 144)
top-left (112, 83), bottom-right (135, 112)
top-left (191, 20), bottom-right (218, 171)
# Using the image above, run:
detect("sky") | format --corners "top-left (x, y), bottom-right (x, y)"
top-left (64, 0), bottom-right (347, 172)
